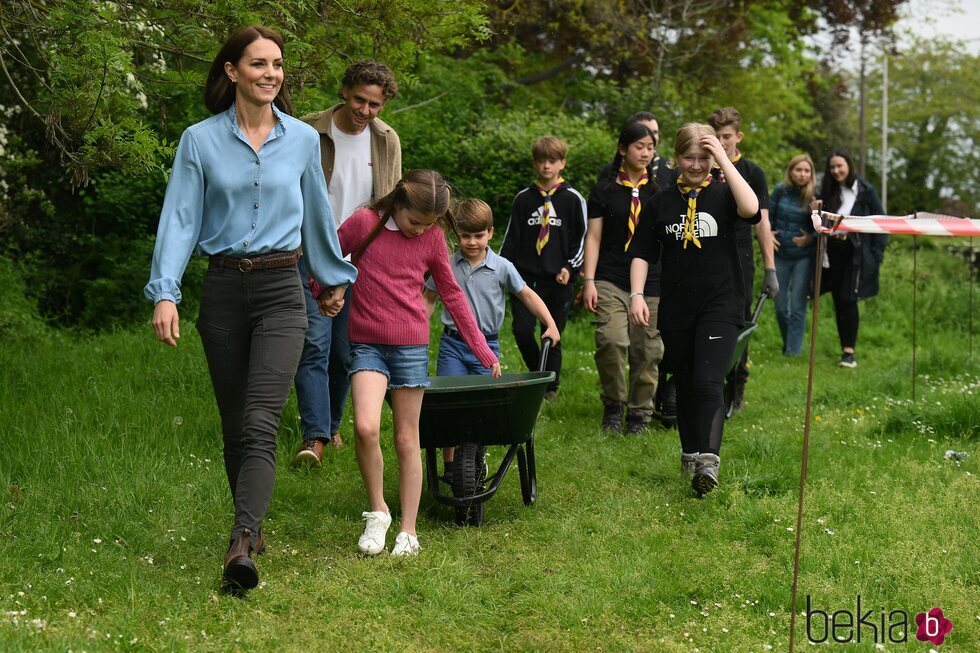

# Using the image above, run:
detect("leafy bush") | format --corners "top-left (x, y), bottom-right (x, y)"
top-left (0, 256), bottom-right (44, 337)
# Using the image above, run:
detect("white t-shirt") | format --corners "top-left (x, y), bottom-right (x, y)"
top-left (328, 120), bottom-right (374, 227)
top-left (838, 179), bottom-right (859, 216)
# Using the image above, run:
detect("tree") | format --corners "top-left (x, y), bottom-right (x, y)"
top-left (864, 36), bottom-right (980, 215)
top-left (0, 1), bottom-right (487, 327)
top-left (0, 0), bottom-right (488, 185)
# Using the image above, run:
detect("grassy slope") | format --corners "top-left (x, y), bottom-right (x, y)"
top-left (0, 240), bottom-right (977, 652)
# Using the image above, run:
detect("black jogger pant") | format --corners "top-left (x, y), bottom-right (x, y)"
top-left (661, 322), bottom-right (739, 456)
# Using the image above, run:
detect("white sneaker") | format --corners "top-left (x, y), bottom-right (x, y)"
top-left (357, 511), bottom-right (391, 555)
top-left (390, 531), bottom-right (420, 557)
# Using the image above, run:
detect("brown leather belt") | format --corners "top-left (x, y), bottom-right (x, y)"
top-left (209, 250), bottom-right (300, 272)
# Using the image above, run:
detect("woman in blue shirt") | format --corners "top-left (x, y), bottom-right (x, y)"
top-left (768, 154), bottom-right (817, 356)
top-left (145, 25), bottom-right (356, 595)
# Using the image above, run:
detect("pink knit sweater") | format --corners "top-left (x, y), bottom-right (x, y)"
top-left (338, 208), bottom-right (498, 368)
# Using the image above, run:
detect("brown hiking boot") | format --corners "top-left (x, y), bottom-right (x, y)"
top-left (329, 432), bottom-right (343, 448)
top-left (293, 439), bottom-right (324, 466)
top-left (222, 529), bottom-right (258, 595)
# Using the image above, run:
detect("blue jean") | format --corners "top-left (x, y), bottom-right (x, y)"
top-left (293, 258), bottom-right (352, 441)
top-left (349, 343), bottom-right (430, 388)
top-left (436, 332), bottom-right (501, 376)
top-left (774, 255), bottom-right (814, 355)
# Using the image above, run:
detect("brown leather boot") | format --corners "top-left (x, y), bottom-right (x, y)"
top-left (222, 528), bottom-right (258, 594)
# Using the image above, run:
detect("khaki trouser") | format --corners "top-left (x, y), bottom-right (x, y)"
top-left (593, 280), bottom-right (663, 418)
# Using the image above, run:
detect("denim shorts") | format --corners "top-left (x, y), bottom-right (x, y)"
top-left (349, 343), bottom-right (430, 389)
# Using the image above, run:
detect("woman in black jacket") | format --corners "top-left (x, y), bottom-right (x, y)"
top-left (818, 148), bottom-right (887, 368)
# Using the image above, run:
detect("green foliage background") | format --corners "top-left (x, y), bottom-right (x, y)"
top-left (0, 0), bottom-right (977, 329)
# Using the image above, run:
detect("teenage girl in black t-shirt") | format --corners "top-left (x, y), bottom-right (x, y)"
top-left (627, 123), bottom-right (760, 497)
top-left (583, 122), bottom-right (663, 433)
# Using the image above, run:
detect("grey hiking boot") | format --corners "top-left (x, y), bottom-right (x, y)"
top-left (681, 452), bottom-right (699, 478)
top-left (601, 400), bottom-right (625, 432)
top-left (692, 453), bottom-right (720, 497)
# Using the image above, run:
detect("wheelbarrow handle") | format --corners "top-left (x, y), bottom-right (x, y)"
top-left (538, 337), bottom-right (553, 373)
top-left (751, 290), bottom-right (769, 324)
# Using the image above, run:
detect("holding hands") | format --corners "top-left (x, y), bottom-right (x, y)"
top-left (316, 286), bottom-right (346, 317)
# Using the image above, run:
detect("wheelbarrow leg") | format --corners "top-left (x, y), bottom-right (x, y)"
top-left (517, 436), bottom-right (537, 506)
top-left (424, 447), bottom-right (443, 497)
top-left (515, 337), bottom-right (549, 507)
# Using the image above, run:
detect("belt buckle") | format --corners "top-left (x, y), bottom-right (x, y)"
top-left (238, 258), bottom-right (253, 272)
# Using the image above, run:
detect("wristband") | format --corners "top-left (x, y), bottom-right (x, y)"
top-left (582, 278), bottom-right (595, 283)
top-left (629, 291), bottom-right (644, 299)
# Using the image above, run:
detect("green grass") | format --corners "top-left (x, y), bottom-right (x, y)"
top-left (1, 239), bottom-right (978, 651)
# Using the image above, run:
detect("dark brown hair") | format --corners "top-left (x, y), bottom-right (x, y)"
top-left (353, 170), bottom-right (457, 261)
top-left (340, 60), bottom-right (399, 101)
top-left (707, 107), bottom-right (741, 132)
top-left (454, 199), bottom-right (494, 233)
top-left (204, 26), bottom-right (292, 115)
top-left (819, 147), bottom-right (858, 213)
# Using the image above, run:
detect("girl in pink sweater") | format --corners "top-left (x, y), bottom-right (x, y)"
top-left (331, 169), bottom-right (501, 556)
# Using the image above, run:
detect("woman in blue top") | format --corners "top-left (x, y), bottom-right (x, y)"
top-left (144, 26), bottom-right (356, 594)
top-left (768, 154), bottom-right (817, 356)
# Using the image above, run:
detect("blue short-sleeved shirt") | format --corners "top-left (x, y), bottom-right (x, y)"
top-left (424, 247), bottom-right (525, 335)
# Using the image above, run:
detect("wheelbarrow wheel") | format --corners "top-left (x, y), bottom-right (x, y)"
top-left (451, 442), bottom-right (487, 526)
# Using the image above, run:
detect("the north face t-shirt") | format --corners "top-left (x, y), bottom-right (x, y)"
top-left (629, 181), bottom-right (760, 330)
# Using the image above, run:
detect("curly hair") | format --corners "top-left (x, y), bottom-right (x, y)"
top-left (340, 60), bottom-right (398, 101)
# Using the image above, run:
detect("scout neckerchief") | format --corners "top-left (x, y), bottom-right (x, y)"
top-left (535, 177), bottom-right (564, 255)
top-left (617, 165), bottom-right (649, 252)
top-left (677, 175), bottom-right (713, 249)
top-left (715, 149), bottom-right (740, 183)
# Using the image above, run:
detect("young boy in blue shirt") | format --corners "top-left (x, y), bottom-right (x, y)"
top-left (424, 199), bottom-right (559, 478)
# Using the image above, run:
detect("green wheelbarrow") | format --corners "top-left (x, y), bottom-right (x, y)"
top-left (420, 340), bottom-right (553, 526)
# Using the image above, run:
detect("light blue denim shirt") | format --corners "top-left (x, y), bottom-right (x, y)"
top-left (144, 103), bottom-right (357, 304)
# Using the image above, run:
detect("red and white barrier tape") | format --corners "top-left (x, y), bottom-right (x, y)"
top-left (813, 211), bottom-right (980, 237)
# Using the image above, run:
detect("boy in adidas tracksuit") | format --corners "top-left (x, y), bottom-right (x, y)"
top-left (500, 135), bottom-right (587, 398)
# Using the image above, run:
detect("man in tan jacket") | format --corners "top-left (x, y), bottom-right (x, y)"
top-left (294, 61), bottom-right (402, 465)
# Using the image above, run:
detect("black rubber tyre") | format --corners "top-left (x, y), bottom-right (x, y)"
top-left (451, 442), bottom-right (487, 526)
top-left (517, 442), bottom-right (536, 506)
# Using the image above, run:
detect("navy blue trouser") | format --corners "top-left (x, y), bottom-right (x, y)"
top-left (511, 277), bottom-right (574, 391)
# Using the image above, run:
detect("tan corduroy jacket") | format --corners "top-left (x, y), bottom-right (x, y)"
top-left (301, 105), bottom-right (402, 202)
